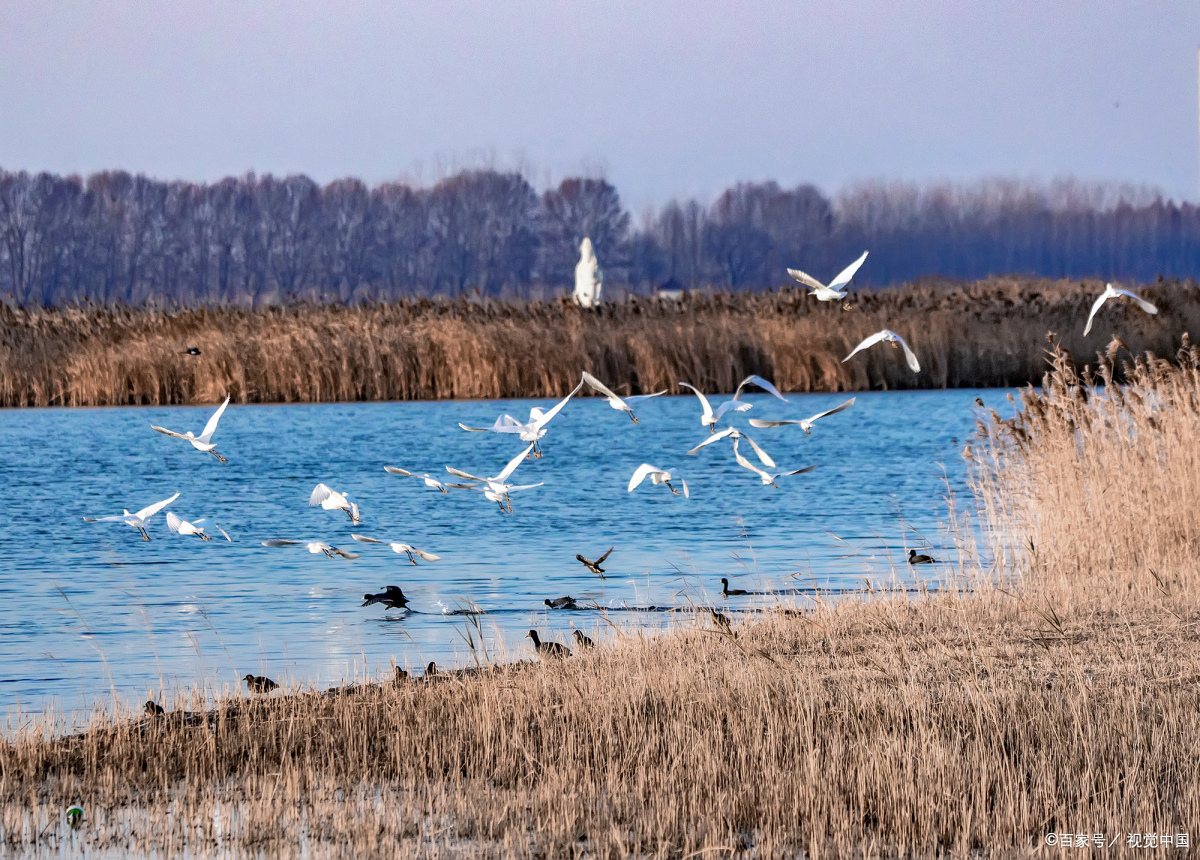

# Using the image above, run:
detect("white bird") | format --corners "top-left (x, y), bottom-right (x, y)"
top-left (677, 382), bottom-right (753, 432)
top-left (787, 251), bottom-right (868, 301)
top-left (731, 374), bottom-right (789, 403)
top-left (83, 492), bottom-right (180, 541)
top-left (351, 534), bottom-right (441, 565)
top-left (732, 439), bottom-right (815, 488)
top-left (843, 330), bottom-right (920, 373)
top-left (165, 511), bottom-right (231, 542)
top-left (382, 467), bottom-right (475, 494)
top-left (580, 372), bottom-right (667, 423)
top-left (749, 397), bottom-right (856, 435)
top-left (309, 483), bottom-right (361, 523)
top-left (457, 381), bottom-right (583, 457)
top-left (628, 464), bottom-right (689, 498)
top-left (261, 539), bottom-right (361, 559)
top-left (150, 396), bottom-right (231, 462)
top-left (686, 427), bottom-right (776, 467)
top-left (1083, 282), bottom-right (1158, 336)
top-left (446, 442), bottom-right (543, 512)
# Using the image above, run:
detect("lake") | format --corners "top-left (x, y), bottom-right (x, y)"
top-left (0, 388), bottom-right (1005, 718)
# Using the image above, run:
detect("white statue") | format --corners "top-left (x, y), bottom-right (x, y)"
top-left (573, 237), bottom-right (602, 308)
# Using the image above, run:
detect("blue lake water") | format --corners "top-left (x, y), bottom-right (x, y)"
top-left (0, 389), bottom-right (1006, 718)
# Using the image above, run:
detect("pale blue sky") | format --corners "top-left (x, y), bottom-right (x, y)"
top-left (1, 1), bottom-right (1197, 207)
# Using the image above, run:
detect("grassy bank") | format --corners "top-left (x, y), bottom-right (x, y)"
top-left (2, 277), bottom-right (1195, 407)
top-left (3, 340), bottom-right (1199, 857)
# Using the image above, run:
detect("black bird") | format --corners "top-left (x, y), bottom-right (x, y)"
top-left (575, 547), bottom-right (614, 577)
top-left (721, 578), bottom-right (749, 597)
top-left (974, 397), bottom-right (984, 407)
top-left (572, 630), bottom-right (595, 649)
top-left (144, 700), bottom-right (164, 716)
top-left (544, 596), bottom-right (578, 610)
top-left (363, 586), bottom-right (409, 610)
top-left (243, 674), bottom-right (279, 695)
top-left (424, 661), bottom-right (438, 678)
top-left (527, 630), bottom-right (571, 659)
top-left (908, 549), bottom-right (937, 565)
top-left (392, 666), bottom-right (409, 684)
top-left (186, 347), bottom-right (201, 356)
top-left (707, 608), bottom-right (734, 634)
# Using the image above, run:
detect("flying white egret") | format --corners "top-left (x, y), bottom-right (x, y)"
top-left (446, 442), bottom-right (542, 512)
top-left (351, 533), bottom-right (441, 565)
top-left (686, 426), bottom-right (776, 467)
top-left (165, 511), bottom-right (231, 542)
top-left (843, 330), bottom-right (920, 372)
top-left (749, 397), bottom-right (857, 435)
top-left (457, 380), bottom-right (583, 457)
top-left (382, 467), bottom-right (476, 494)
top-left (787, 251), bottom-right (868, 301)
top-left (580, 371), bottom-right (667, 423)
top-left (309, 483), bottom-right (361, 523)
top-left (83, 492), bottom-right (180, 541)
top-left (731, 374), bottom-right (789, 403)
top-left (150, 396), bottom-right (231, 462)
top-left (1083, 282), bottom-right (1158, 336)
top-left (677, 382), bottom-right (753, 432)
top-left (732, 438), bottom-right (816, 487)
top-left (260, 539), bottom-right (361, 559)
top-left (628, 463), bottom-right (689, 498)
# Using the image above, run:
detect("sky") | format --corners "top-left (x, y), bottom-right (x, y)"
top-left (1, 1), bottom-right (1198, 209)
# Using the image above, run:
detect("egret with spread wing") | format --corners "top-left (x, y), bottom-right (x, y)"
top-left (731, 375), bottom-right (788, 403)
top-left (843, 330), bottom-right (920, 373)
top-left (84, 492), bottom-right (180, 541)
top-left (628, 464), bottom-right (689, 498)
top-left (261, 539), bottom-right (360, 559)
top-left (309, 483), bottom-right (362, 523)
top-left (678, 382), bottom-right (752, 432)
top-left (749, 397), bottom-right (856, 435)
top-left (446, 442), bottom-right (541, 512)
top-left (456, 381), bottom-right (583, 457)
top-left (732, 438), bottom-right (815, 488)
top-left (151, 396), bottom-right (231, 462)
top-left (1083, 282), bottom-right (1158, 336)
top-left (580, 372), bottom-right (666, 423)
top-left (787, 251), bottom-right (868, 301)
top-left (382, 467), bottom-right (474, 494)
top-left (686, 426), bottom-right (776, 467)
top-left (351, 534), bottom-right (441, 565)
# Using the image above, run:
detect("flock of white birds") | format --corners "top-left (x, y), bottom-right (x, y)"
top-left (82, 254), bottom-right (1159, 579)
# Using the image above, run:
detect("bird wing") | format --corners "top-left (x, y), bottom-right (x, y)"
top-left (411, 548), bottom-right (441, 562)
top-left (687, 427), bottom-right (736, 455)
top-left (892, 333), bottom-right (921, 372)
top-left (83, 514), bottom-right (127, 523)
top-left (732, 439), bottom-right (770, 482)
top-left (446, 467), bottom-right (486, 482)
top-left (738, 430), bottom-right (777, 468)
top-left (309, 483), bottom-right (334, 506)
top-left (495, 443), bottom-right (537, 483)
top-left (783, 465), bottom-right (818, 476)
top-left (623, 390), bottom-right (667, 404)
top-left (166, 512), bottom-right (185, 534)
top-left (806, 396), bottom-right (857, 425)
top-left (383, 466), bottom-right (414, 476)
top-left (503, 482), bottom-right (544, 492)
top-left (330, 547), bottom-right (362, 560)
top-left (457, 423), bottom-right (493, 432)
top-left (150, 425), bottom-right (190, 441)
top-left (1112, 287), bottom-right (1158, 316)
top-left (677, 382), bottom-right (714, 421)
top-left (679, 475), bottom-right (689, 498)
top-left (351, 534), bottom-right (384, 544)
top-left (747, 418), bottom-right (798, 428)
top-left (827, 250), bottom-right (869, 291)
top-left (843, 330), bottom-right (890, 363)
top-left (712, 399), bottom-right (753, 421)
top-left (581, 371), bottom-right (622, 404)
top-left (1083, 288), bottom-right (1112, 336)
top-left (786, 267), bottom-right (827, 292)
top-left (531, 380), bottom-right (584, 431)
top-left (197, 395), bottom-right (230, 443)
top-left (215, 525), bottom-right (232, 541)
top-left (134, 492), bottom-right (180, 522)
top-left (628, 463), bottom-right (660, 491)
top-left (445, 482), bottom-right (480, 490)
top-left (596, 547), bottom-right (614, 564)
top-left (733, 375), bottom-right (788, 403)
top-left (262, 539), bottom-right (302, 547)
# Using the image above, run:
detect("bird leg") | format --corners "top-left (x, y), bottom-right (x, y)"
top-left (208, 449), bottom-right (228, 463)
top-left (666, 482), bottom-right (680, 496)
top-left (200, 532), bottom-right (212, 541)
top-left (404, 550), bottom-right (418, 565)
top-left (322, 548), bottom-right (335, 559)
top-left (627, 412), bottom-right (639, 424)
top-left (139, 527), bottom-right (150, 541)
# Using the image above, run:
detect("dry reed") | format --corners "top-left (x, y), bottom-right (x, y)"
top-left (2, 276), bottom-right (1196, 407)
top-left (3, 325), bottom-right (1200, 858)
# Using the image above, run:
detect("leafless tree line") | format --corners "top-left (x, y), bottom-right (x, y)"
top-left (1, 167), bottom-right (1197, 306)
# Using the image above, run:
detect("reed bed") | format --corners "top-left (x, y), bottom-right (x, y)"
top-left (3, 324), bottom-right (1200, 858)
top-left (2, 276), bottom-right (1196, 407)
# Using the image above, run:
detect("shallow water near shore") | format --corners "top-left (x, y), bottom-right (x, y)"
top-left (0, 389), bottom-right (1008, 717)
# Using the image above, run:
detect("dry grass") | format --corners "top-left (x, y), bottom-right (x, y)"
top-left (3, 330), bottom-right (1200, 858)
top-left (2, 276), bottom-right (1196, 407)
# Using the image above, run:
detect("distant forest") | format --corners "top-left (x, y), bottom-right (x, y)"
top-left (1, 167), bottom-right (1198, 306)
